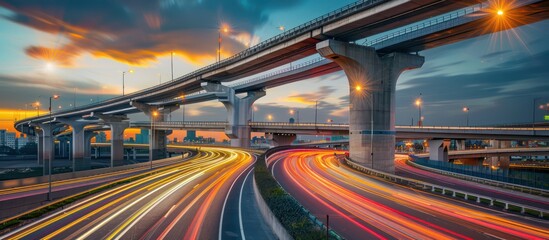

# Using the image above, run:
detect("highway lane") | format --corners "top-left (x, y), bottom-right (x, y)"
top-left (0, 152), bottom-right (196, 220)
top-left (269, 149), bottom-right (549, 240)
top-left (1, 147), bottom-right (273, 240)
top-left (395, 155), bottom-right (549, 210)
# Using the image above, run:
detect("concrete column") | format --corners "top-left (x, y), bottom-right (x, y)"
top-left (456, 140), bottom-right (466, 151)
top-left (202, 82), bottom-right (265, 148)
top-left (428, 139), bottom-right (450, 162)
top-left (83, 132), bottom-right (97, 168)
top-left (266, 133), bottom-right (297, 147)
top-left (37, 131), bottom-right (44, 165)
top-left (37, 124), bottom-right (55, 175)
top-left (109, 122), bottom-right (129, 167)
top-left (490, 140), bottom-right (512, 149)
top-left (317, 39), bottom-right (424, 172)
top-left (132, 148), bottom-right (137, 160)
top-left (97, 114), bottom-right (129, 167)
top-left (57, 119), bottom-right (95, 171)
top-left (131, 102), bottom-right (178, 160)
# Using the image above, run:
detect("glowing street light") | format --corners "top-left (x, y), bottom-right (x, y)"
top-left (355, 85), bottom-right (362, 91)
top-left (218, 24), bottom-right (230, 63)
top-left (47, 94), bottom-right (60, 201)
top-left (289, 109), bottom-right (300, 123)
top-left (497, 9), bottom-right (504, 16)
top-left (267, 114), bottom-right (273, 121)
top-left (463, 107), bottom-right (470, 126)
top-left (150, 111), bottom-right (158, 169)
top-left (415, 94), bottom-right (422, 127)
top-left (122, 69), bottom-right (134, 96)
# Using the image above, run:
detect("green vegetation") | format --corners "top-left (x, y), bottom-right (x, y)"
top-left (254, 147), bottom-right (338, 239)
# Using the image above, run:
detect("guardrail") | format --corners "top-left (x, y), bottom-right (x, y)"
top-left (406, 157), bottom-right (549, 197)
top-left (344, 158), bottom-right (548, 218)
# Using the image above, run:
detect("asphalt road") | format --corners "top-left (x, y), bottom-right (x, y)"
top-left (1, 147), bottom-right (274, 240)
top-left (0, 152), bottom-right (197, 220)
top-left (269, 149), bottom-right (549, 240)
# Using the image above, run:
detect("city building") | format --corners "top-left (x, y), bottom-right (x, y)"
top-left (5, 132), bottom-right (16, 149)
top-left (185, 130), bottom-right (197, 142)
top-left (96, 132), bottom-right (107, 143)
top-left (135, 129), bottom-right (149, 144)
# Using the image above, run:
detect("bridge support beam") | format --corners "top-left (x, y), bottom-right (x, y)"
top-left (98, 115), bottom-right (129, 167)
top-left (131, 101), bottom-right (178, 160)
top-left (456, 140), bottom-right (466, 151)
top-left (201, 82), bottom-right (266, 148)
top-left (83, 131), bottom-right (97, 164)
top-left (317, 39), bottom-right (424, 172)
top-left (266, 133), bottom-right (296, 147)
top-left (489, 140), bottom-right (511, 169)
top-left (57, 118), bottom-right (95, 171)
top-left (428, 139), bottom-right (450, 162)
top-left (36, 124), bottom-right (56, 175)
top-left (37, 131), bottom-right (44, 165)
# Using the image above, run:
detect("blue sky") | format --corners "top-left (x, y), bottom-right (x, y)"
top-left (0, 0), bottom-right (547, 134)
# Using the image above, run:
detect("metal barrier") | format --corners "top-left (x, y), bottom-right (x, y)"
top-left (344, 158), bottom-right (548, 218)
top-left (407, 157), bottom-right (549, 196)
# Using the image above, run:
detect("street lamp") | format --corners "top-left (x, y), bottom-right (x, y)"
top-left (314, 100), bottom-right (319, 126)
top-left (150, 111), bottom-right (158, 169)
top-left (252, 105), bottom-right (258, 122)
top-left (171, 52), bottom-right (175, 81)
top-left (463, 107), bottom-right (470, 127)
top-left (180, 95), bottom-right (186, 123)
top-left (47, 94), bottom-right (60, 201)
top-left (289, 109), bottom-right (300, 123)
top-left (218, 25), bottom-right (229, 63)
top-left (35, 101), bottom-right (40, 116)
top-left (356, 85), bottom-right (374, 168)
top-left (267, 114), bottom-right (273, 121)
top-left (415, 94), bottom-right (422, 127)
top-left (122, 69), bottom-right (134, 96)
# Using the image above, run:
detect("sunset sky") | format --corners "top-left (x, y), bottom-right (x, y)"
top-left (0, 0), bottom-right (548, 141)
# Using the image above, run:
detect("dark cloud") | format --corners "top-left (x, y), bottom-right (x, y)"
top-left (0, 74), bottom-right (118, 109)
top-left (480, 50), bottom-right (511, 60)
top-left (396, 50), bottom-right (549, 126)
top-left (0, 0), bottom-right (304, 66)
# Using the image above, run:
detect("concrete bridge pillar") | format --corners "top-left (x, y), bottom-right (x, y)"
top-left (490, 140), bottom-right (512, 149)
top-left (58, 118), bottom-right (94, 171)
top-left (37, 131), bottom-right (44, 165)
top-left (201, 82), bottom-right (266, 148)
top-left (266, 133), bottom-right (297, 147)
top-left (456, 140), bottom-right (466, 151)
top-left (83, 131), bottom-right (97, 167)
top-left (428, 139), bottom-right (450, 162)
top-left (131, 102), bottom-right (178, 160)
top-left (98, 115), bottom-right (129, 167)
top-left (317, 39), bottom-right (424, 172)
top-left (36, 124), bottom-right (55, 175)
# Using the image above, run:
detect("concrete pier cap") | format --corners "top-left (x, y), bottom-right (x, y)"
top-left (317, 39), bottom-right (424, 173)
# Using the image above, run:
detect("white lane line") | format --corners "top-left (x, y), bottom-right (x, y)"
top-left (218, 155), bottom-right (255, 240)
top-left (239, 169), bottom-right (253, 240)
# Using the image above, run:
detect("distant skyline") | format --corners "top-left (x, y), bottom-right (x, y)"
top-left (0, 1), bottom-right (547, 141)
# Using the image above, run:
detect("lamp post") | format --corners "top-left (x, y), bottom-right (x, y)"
top-left (180, 95), bottom-right (186, 123)
top-left (415, 94), bottom-right (422, 127)
top-left (289, 109), bottom-right (300, 123)
top-left (122, 70), bottom-right (134, 96)
top-left (150, 111), bottom-right (158, 170)
top-left (47, 94), bottom-right (60, 201)
top-left (314, 100), bottom-right (319, 126)
top-left (252, 105), bottom-right (258, 122)
top-left (463, 107), bottom-right (470, 127)
top-left (171, 52), bottom-right (174, 81)
top-left (218, 26), bottom-right (229, 63)
top-left (533, 97), bottom-right (542, 135)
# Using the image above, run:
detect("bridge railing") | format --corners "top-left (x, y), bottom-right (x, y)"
top-left (344, 158), bottom-right (548, 218)
top-left (367, 3), bottom-right (486, 48)
top-left (132, 121), bottom-right (228, 126)
top-left (249, 122), bottom-right (349, 127)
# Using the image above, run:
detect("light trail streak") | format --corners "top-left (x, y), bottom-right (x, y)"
top-left (2, 147), bottom-right (255, 240)
top-left (270, 149), bottom-right (549, 240)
